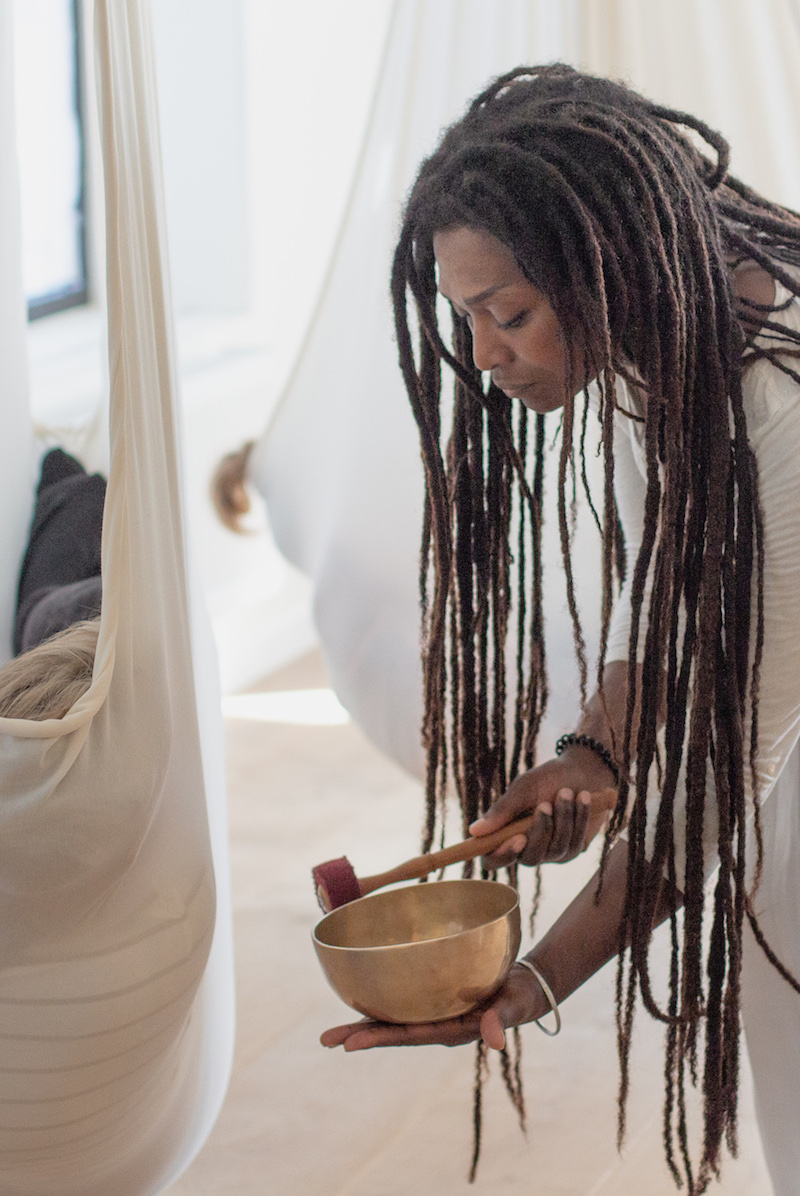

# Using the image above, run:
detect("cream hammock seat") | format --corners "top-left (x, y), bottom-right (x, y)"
top-left (0, 0), bottom-right (234, 1192)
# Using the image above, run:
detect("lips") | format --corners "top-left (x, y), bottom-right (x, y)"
top-left (495, 379), bottom-right (533, 398)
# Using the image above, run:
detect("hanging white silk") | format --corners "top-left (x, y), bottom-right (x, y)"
top-left (252, 0), bottom-right (606, 780)
top-left (254, 0), bottom-right (800, 778)
top-left (0, 0), bottom-right (233, 1191)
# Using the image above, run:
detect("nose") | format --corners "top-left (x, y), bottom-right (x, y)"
top-left (470, 317), bottom-right (513, 374)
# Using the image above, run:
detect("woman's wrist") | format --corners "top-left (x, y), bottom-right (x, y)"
top-left (555, 732), bottom-right (618, 785)
top-left (553, 741), bottom-right (618, 790)
top-left (514, 957), bottom-right (562, 1034)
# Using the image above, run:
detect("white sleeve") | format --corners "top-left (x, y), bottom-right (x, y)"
top-left (605, 412), bottom-right (649, 665)
top-left (601, 363), bottom-right (800, 887)
top-left (649, 372), bottom-right (800, 888)
top-left (733, 380), bottom-right (800, 800)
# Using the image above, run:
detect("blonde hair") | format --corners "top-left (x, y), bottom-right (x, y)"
top-left (210, 440), bottom-right (255, 533)
top-left (0, 619), bottom-right (99, 721)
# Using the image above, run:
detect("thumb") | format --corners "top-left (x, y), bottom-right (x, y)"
top-left (479, 963), bottom-right (546, 1050)
top-left (479, 1007), bottom-right (508, 1051)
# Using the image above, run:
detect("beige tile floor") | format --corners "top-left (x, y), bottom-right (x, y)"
top-left (167, 650), bottom-right (774, 1196)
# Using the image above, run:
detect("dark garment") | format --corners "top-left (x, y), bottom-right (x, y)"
top-left (18, 577), bottom-right (103, 655)
top-left (14, 449), bottom-right (106, 655)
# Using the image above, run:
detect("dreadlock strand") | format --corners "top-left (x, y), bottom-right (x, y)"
top-left (508, 402), bottom-right (529, 779)
top-left (524, 413), bottom-right (548, 769)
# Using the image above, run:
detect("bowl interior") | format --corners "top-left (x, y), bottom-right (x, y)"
top-left (313, 878), bottom-right (519, 950)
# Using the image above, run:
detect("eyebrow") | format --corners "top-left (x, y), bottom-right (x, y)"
top-left (440, 282), bottom-right (511, 307)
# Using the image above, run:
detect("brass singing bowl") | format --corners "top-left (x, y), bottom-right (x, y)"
top-left (313, 879), bottom-right (521, 1024)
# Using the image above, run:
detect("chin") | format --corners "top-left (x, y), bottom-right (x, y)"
top-left (519, 393), bottom-right (564, 414)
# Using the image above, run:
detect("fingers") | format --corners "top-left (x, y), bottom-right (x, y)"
top-left (511, 791), bottom-right (572, 866)
top-left (481, 805), bottom-right (552, 870)
top-left (469, 771), bottom-right (543, 835)
top-left (320, 1021), bottom-right (367, 1048)
top-left (571, 792), bottom-right (592, 855)
top-left (482, 791), bottom-right (593, 869)
top-left (533, 789), bottom-right (586, 863)
top-left (321, 967), bottom-right (548, 1054)
top-left (531, 790), bottom-right (574, 863)
top-left (479, 1007), bottom-right (507, 1051)
top-left (321, 1012), bottom-right (484, 1051)
top-left (469, 759), bottom-right (613, 870)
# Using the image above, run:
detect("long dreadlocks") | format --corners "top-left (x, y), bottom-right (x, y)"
top-left (391, 63), bottom-right (800, 1191)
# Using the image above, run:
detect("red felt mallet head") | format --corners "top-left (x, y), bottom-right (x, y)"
top-left (312, 856), bottom-right (363, 912)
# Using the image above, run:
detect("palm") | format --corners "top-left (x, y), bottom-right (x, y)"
top-left (320, 966), bottom-right (540, 1052)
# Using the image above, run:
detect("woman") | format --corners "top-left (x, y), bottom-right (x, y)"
top-left (322, 65), bottom-right (800, 1194)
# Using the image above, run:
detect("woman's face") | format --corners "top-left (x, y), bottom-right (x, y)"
top-left (433, 226), bottom-right (570, 413)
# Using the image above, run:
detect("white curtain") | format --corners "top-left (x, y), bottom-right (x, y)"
top-left (0, 0), bottom-right (234, 1191)
top-left (253, 0), bottom-right (591, 780)
top-left (254, 0), bottom-right (800, 778)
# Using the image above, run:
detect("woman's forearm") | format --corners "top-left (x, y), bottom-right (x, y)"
top-left (578, 660), bottom-right (629, 744)
top-left (523, 838), bottom-right (678, 1007)
top-left (552, 660), bottom-right (640, 791)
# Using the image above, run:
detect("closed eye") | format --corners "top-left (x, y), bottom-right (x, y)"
top-left (499, 310), bottom-right (529, 331)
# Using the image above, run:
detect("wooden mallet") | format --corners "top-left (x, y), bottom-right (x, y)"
top-left (312, 788), bottom-right (617, 911)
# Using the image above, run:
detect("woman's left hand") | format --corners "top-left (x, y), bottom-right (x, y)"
top-left (320, 961), bottom-right (547, 1053)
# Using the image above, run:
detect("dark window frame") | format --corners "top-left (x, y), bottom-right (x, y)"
top-left (26, 0), bottom-right (89, 322)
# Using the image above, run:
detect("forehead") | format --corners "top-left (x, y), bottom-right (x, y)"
top-left (433, 227), bottom-right (526, 300)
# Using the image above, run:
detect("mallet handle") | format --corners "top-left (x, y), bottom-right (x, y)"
top-left (359, 788), bottom-right (617, 896)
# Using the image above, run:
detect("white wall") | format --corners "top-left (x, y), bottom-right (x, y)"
top-left (151, 0), bottom-right (249, 314)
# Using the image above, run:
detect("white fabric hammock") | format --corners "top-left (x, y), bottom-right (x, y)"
top-left (251, 3), bottom-right (800, 1192)
top-left (0, 0), bottom-right (234, 1191)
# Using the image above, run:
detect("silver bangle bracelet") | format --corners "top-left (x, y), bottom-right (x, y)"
top-left (515, 958), bottom-right (562, 1036)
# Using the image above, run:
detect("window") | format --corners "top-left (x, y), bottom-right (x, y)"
top-left (14, 0), bottom-right (88, 319)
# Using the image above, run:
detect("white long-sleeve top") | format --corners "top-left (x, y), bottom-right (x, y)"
top-left (606, 283), bottom-right (800, 886)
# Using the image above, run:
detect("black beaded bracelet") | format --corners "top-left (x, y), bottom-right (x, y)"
top-left (554, 732), bottom-right (619, 785)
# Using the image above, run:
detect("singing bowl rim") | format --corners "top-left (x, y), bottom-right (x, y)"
top-left (312, 877), bottom-right (520, 952)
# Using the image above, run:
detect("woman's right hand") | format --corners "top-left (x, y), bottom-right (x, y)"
top-left (471, 747), bottom-right (617, 869)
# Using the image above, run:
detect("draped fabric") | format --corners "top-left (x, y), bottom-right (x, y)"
top-left (254, 0), bottom-right (800, 779)
top-left (252, 2), bottom-right (800, 1191)
top-left (0, 0), bottom-right (233, 1191)
top-left (253, 0), bottom-right (588, 779)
